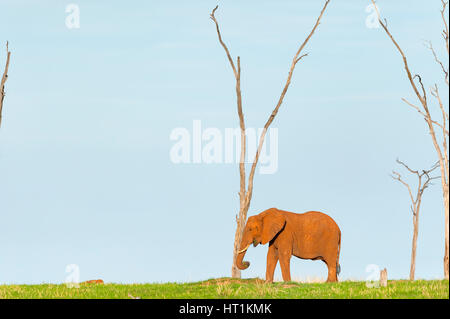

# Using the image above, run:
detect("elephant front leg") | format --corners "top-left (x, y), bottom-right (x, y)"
top-left (265, 244), bottom-right (279, 283)
top-left (278, 250), bottom-right (292, 282)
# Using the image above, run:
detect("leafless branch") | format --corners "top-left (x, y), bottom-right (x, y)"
top-left (295, 53), bottom-right (309, 65)
top-left (441, 0), bottom-right (449, 55)
top-left (392, 160), bottom-right (440, 206)
top-left (422, 162), bottom-right (441, 189)
top-left (210, 6), bottom-right (246, 205)
top-left (431, 85), bottom-right (449, 126)
top-left (210, 6), bottom-right (237, 78)
top-left (414, 74), bottom-right (427, 104)
top-left (425, 40), bottom-right (449, 86)
top-left (402, 97), bottom-right (449, 135)
top-left (0, 41), bottom-right (11, 128)
top-left (391, 170), bottom-right (416, 204)
top-left (401, 98), bottom-right (426, 117)
top-left (370, 1), bottom-right (427, 108)
top-left (396, 158), bottom-right (419, 175)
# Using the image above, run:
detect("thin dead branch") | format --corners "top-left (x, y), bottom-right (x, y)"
top-left (425, 40), bottom-right (449, 86)
top-left (441, 0), bottom-right (449, 55)
top-left (0, 41), bottom-right (11, 128)
top-left (401, 97), bottom-right (449, 135)
top-left (210, 7), bottom-right (246, 208)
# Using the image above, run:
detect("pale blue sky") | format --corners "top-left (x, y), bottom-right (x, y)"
top-left (0, 0), bottom-right (448, 284)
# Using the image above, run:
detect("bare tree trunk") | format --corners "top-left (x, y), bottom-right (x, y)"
top-left (410, 207), bottom-right (419, 281)
top-left (444, 189), bottom-right (449, 278)
top-left (0, 41), bottom-right (11, 128)
top-left (210, 1), bottom-right (331, 278)
top-left (231, 205), bottom-right (249, 278)
top-left (380, 268), bottom-right (388, 287)
top-left (432, 83), bottom-right (450, 279)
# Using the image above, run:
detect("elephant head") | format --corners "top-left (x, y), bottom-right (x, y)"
top-left (235, 209), bottom-right (286, 270)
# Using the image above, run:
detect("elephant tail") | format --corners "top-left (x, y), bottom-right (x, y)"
top-left (336, 230), bottom-right (341, 276)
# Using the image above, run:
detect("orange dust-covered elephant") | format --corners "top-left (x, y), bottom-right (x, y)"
top-left (236, 208), bottom-right (341, 283)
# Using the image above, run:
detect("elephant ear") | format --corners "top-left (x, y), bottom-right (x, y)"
top-left (261, 209), bottom-right (286, 245)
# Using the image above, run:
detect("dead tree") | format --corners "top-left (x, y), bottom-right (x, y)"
top-left (210, 1), bottom-right (331, 278)
top-left (371, 0), bottom-right (450, 279)
top-left (391, 160), bottom-right (440, 280)
top-left (0, 41), bottom-right (11, 128)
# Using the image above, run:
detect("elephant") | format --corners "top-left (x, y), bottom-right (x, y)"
top-left (236, 208), bottom-right (341, 283)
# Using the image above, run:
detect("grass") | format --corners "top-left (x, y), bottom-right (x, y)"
top-left (0, 278), bottom-right (448, 299)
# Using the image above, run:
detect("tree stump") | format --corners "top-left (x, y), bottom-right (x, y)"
top-left (380, 268), bottom-right (388, 287)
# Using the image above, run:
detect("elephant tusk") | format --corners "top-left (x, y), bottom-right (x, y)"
top-left (237, 244), bottom-right (251, 254)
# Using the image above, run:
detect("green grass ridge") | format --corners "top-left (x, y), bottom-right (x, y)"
top-left (0, 278), bottom-right (448, 299)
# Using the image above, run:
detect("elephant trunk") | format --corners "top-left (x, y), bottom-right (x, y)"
top-left (235, 241), bottom-right (251, 270)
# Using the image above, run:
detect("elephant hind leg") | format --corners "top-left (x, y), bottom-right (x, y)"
top-left (323, 258), bottom-right (338, 283)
